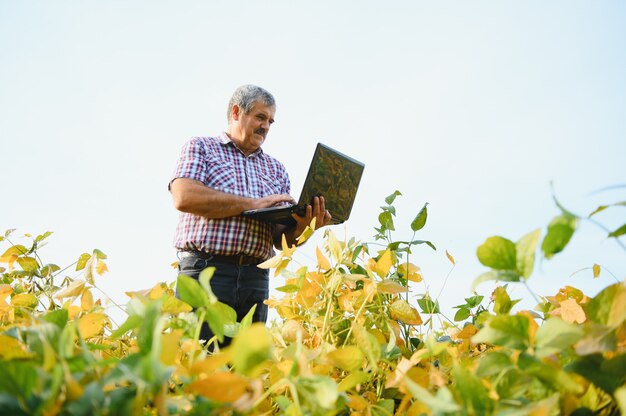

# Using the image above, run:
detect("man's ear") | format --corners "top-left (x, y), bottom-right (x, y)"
top-left (231, 104), bottom-right (241, 121)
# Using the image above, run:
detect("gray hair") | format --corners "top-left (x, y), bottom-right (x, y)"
top-left (227, 84), bottom-right (276, 122)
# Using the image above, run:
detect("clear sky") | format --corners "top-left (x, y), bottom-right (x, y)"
top-left (2, 1), bottom-right (625, 324)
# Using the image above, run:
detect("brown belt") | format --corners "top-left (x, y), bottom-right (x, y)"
top-left (178, 250), bottom-right (264, 266)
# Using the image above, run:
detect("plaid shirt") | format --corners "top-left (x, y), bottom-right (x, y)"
top-left (171, 133), bottom-right (291, 260)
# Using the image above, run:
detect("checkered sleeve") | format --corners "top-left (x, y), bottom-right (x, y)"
top-left (171, 138), bottom-right (207, 185)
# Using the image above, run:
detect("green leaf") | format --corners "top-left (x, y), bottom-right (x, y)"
top-left (275, 284), bottom-right (300, 293)
top-left (384, 190), bottom-right (402, 205)
top-left (515, 229), bottom-right (541, 278)
top-left (231, 323), bottom-right (273, 376)
top-left (380, 205), bottom-right (396, 216)
top-left (453, 364), bottom-right (493, 415)
top-left (608, 223), bottom-right (626, 238)
top-left (351, 322), bottom-right (381, 369)
top-left (410, 202), bottom-right (428, 232)
top-left (35, 231), bottom-right (53, 243)
top-left (137, 301), bottom-right (163, 353)
top-left (476, 236), bottom-right (517, 270)
top-left (40, 263), bottom-right (60, 277)
top-left (378, 211), bottom-right (394, 231)
top-left (296, 376), bottom-right (340, 411)
top-left (176, 275), bottom-right (210, 308)
top-left (110, 315), bottom-right (144, 339)
top-left (476, 351), bottom-right (513, 378)
top-left (0, 361), bottom-right (38, 402)
top-left (454, 307), bottom-right (470, 321)
top-left (465, 295), bottom-right (484, 308)
top-left (372, 399), bottom-right (395, 416)
top-left (584, 282), bottom-right (626, 327)
top-left (471, 270), bottom-right (520, 291)
top-left (404, 378), bottom-right (461, 413)
top-left (492, 286), bottom-right (519, 315)
top-left (417, 297), bottom-right (440, 314)
top-left (198, 267), bottom-right (218, 303)
top-left (410, 239), bottom-right (437, 251)
top-left (541, 215), bottom-right (577, 259)
top-left (205, 301), bottom-right (237, 342)
top-left (239, 304), bottom-right (257, 331)
top-left (534, 317), bottom-right (584, 358)
top-left (16, 256), bottom-right (38, 272)
top-left (518, 353), bottom-right (584, 394)
top-left (472, 314), bottom-right (530, 350)
top-left (92, 249), bottom-right (107, 259)
top-left (337, 371), bottom-right (370, 392)
top-left (42, 309), bottom-right (69, 329)
top-left (76, 253), bottom-right (91, 271)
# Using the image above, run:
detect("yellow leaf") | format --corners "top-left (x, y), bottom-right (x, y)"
top-left (327, 230), bottom-right (343, 262)
top-left (374, 249), bottom-right (393, 278)
top-left (274, 258), bottom-right (291, 277)
top-left (398, 262), bottom-right (422, 282)
top-left (160, 330), bottom-right (183, 365)
top-left (190, 351), bottom-right (233, 376)
top-left (0, 252), bottom-right (19, 272)
top-left (81, 289), bottom-right (94, 310)
top-left (162, 295), bottom-right (193, 314)
top-left (455, 324), bottom-right (478, 340)
top-left (170, 261), bottom-right (179, 269)
top-left (281, 233), bottom-right (297, 257)
top-left (316, 246), bottom-right (331, 270)
top-left (96, 259), bottom-right (108, 275)
top-left (592, 264), bottom-right (601, 278)
top-left (78, 312), bottom-right (108, 338)
top-left (55, 280), bottom-right (86, 299)
top-left (389, 299), bottom-right (423, 325)
top-left (296, 217), bottom-right (316, 245)
top-left (280, 319), bottom-right (309, 343)
top-left (0, 334), bottom-right (34, 359)
top-left (558, 299), bottom-right (586, 324)
top-left (326, 346), bottom-right (364, 371)
top-left (338, 290), bottom-right (360, 312)
top-left (446, 250), bottom-right (456, 265)
top-left (257, 254), bottom-right (283, 269)
top-left (378, 279), bottom-right (408, 294)
top-left (11, 293), bottom-right (38, 309)
top-left (186, 372), bottom-right (249, 402)
top-left (0, 284), bottom-right (12, 303)
top-left (347, 393), bottom-right (369, 411)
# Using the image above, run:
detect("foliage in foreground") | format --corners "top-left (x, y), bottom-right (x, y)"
top-left (0, 190), bottom-right (625, 415)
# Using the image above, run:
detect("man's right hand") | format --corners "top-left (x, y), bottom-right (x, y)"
top-left (170, 178), bottom-right (295, 219)
top-left (252, 194), bottom-right (296, 210)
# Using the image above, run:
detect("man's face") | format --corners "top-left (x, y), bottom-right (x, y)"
top-left (232, 102), bottom-right (275, 153)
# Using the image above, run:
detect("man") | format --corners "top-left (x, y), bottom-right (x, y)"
top-left (169, 84), bottom-right (331, 346)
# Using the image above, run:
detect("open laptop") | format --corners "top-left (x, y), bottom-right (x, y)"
top-left (242, 143), bottom-right (365, 225)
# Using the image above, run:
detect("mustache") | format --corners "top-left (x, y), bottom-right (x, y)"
top-left (254, 128), bottom-right (267, 137)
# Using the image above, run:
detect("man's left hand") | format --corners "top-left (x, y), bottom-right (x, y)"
top-left (292, 196), bottom-right (332, 237)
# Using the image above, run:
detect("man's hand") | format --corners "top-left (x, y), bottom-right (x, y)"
top-left (272, 196), bottom-right (332, 248)
top-left (291, 196), bottom-right (332, 237)
top-left (170, 177), bottom-right (294, 218)
top-left (253, 194), bottom-right (296, 210)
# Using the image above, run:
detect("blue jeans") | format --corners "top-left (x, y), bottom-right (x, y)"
top-left (177, 254), bottom-right (269, 347)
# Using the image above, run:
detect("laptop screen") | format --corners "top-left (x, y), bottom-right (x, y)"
top-left (298, 143), bottom-right (365, 224)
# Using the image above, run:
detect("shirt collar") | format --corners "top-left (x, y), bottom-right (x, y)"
top-left (219, 132), bottom-right (264, 158)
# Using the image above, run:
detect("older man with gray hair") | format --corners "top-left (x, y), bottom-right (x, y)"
top-left (169, 84), bottom-right (331, 347)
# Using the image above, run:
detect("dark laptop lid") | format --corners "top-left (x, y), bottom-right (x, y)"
top-left (298, 143), bottom-right (364, 224)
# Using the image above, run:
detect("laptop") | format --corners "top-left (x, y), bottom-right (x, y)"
top-left (242, 143), bottom-right (365, 225)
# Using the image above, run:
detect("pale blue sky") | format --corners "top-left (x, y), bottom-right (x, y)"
top-left (2, 1), bottom-right (624, 323)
